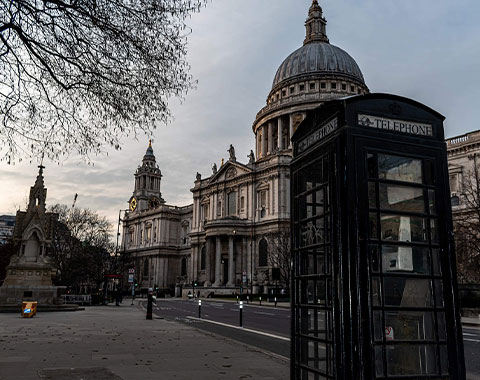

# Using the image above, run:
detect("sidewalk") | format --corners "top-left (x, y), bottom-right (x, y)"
top-left (0, 303), bottom-right (289, 380)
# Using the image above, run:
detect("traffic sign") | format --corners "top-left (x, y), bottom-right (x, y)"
top-left (128, 268), bottom-right (135, 274)
top-left (128, 274), bottom-right (134, 283)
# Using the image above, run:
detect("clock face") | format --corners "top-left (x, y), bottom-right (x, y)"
top-left (149, 197), bottom-right (160, 209)
top-left (129, 197), bottom-right (137, 211)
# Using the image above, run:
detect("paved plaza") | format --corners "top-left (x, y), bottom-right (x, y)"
top-left (0, 303), bottom-right (288, 380)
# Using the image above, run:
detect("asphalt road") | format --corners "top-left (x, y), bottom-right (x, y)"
top-left (149, 299), bottom-right (480, 377)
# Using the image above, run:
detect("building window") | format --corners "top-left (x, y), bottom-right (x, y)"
top-left (240, 196), bottom-right (245, 211)
top-left (357, 88), bottom-right (362, 94)
top-left (202, 204), bottom-right (209, 221)
top-left (282, 89), bottom-right (286, 97)
top-left (351, 85), bottom-right (355, 92)
top-left (201, 247), bottom-right (206, 270)
top-left (153, 227), bottom-right (157, 242)
top-left (260, 190), bottom-right (267, 218)
top-left (342, 83), bottom-right (347, 91)
top-left (331, 82), bottom-right (337, 90)
top-left (309, 82), bottom-right (315, 90)
top-left (299, 84), bottom-right (305, 92)
top-left (181, 257), bottom-right (187, 276)
top-left (217, 201), bottom-right (222, 217)
top-left (321, 82), bottom-right (326, 89)
top-left (259, 238), bottom-right (268, 267)
top-left (290, 86), bottom-right (295, 94)
top-left (146, 226), bottom-right (151, 242)
top-left (228, 192), bottom-right (237, 215)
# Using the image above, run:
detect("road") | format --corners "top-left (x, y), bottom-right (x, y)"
top-left (149, 298), bottom-right (480, 376)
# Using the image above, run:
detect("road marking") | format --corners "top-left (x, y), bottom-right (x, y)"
top-left (463, 332), bottom-right (479, 337)
top-left (186, 316), bottom-right (290, 341)
top-left (464, 338), bottom-right (480, 343)
top-left (253, 311), bottom-right (275, 316)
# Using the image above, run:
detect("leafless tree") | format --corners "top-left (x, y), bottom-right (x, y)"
top-left (266, 229), bottom-right (292, 291)
top-left (49, 204), bottom-right (113, 290)
top-left (0, 0), bottom-right (207, 163)
top-left (454, 161), bottom-right (480, 283)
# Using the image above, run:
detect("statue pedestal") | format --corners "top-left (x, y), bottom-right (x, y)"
top-left (0, 259), bottom-right (65, 306)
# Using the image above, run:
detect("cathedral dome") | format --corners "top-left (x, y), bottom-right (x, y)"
top-left (272, 42), bottom-right (366, 90)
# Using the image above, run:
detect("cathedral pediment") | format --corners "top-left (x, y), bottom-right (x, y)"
top-left (208, 161), bottom-right (253, 184)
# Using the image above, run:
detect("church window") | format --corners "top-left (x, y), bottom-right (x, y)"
top-left (260, 190), bottom-right (267, 218)
top-left (342, 83), bottom-right (347, 91)
top-left (146, 226), bottom-right (152, 242)
top-left (299, 84), bottom-right (305, 92)
top-left (22, 245), bottom-right (26, 255)
top-left (357, 88), bottom-right (362, 94)
top-left (240, 196), bottom-right (245, 211)
top-left (228, 192), bottom-right (237, 215)
top-left (320, 82), bottom-right (326, 89)
top-left (201, 246), bottom-right (206, 270)
top-left (181, 257), bottom-right (187, 276)
top-left (331, 82), bottom-right (337, 90)
top-left (282, 89), bottom-right (286, 97)
top-left (290, 86), bottom-right (295, 94)
top-left (351, 85), bottom-right (355, 92)
top-left (202, 205), bottom-right (209, 221)
top-left (309, 82), bottom-right (315, 90)
top-left (217, 201), bottom-right (222, 217)
top-left (259, 239), bottom-right (268, 267)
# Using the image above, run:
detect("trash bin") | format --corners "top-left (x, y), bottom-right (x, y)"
top-left (21, 301), bottom-right (37, 318)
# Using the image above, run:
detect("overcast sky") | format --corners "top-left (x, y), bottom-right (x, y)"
top-left (1, 0), bottom-right (479, 231)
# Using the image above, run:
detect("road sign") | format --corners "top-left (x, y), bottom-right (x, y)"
top-left (128, 274), bottom-right (134, 283)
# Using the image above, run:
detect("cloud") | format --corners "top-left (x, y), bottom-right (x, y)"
top-left (1, 0), bottom-right (479, 229)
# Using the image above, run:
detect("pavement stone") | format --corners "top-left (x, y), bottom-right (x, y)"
top-left (0, 303), bottom-right (289, 380)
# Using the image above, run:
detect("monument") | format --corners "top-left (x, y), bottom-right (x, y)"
top-left (0, 165), bottom-right (65, 307)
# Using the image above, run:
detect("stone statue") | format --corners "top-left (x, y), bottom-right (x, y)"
top-left (221, 158), bottom-right (224, 166)
top-left (227, 144), bottom-right (236, 161)
top-left (212, 163), bottom-right (217, 175)
top-left (248, 150), bottom-right (255, 164)
top-left (196, 172), bottom-right (201, 181)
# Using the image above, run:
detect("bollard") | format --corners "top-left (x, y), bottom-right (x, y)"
top-left (259, 296), bottom-right (262, 306)
top-left (198, 299), bottom-right (202, 319)
top-left (246, 295), bottom-right (249, 304)
top-left (146, 292), bottom-right (153, 320)
top-left (275, 297), bottom-right (277, 308)
top-left (239, 301), bottom-right (243, 327)
top-left (236, 295), bottom-right (239, 304)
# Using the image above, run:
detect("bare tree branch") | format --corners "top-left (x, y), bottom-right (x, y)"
top-left (0, 0), bottom-right (207, 163)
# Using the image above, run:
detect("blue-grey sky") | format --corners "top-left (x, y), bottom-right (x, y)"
top-left (1, 0), bottom-right (479, 228)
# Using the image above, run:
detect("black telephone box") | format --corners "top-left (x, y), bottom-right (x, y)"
top-left (290, 94), bottom-right (465, 380)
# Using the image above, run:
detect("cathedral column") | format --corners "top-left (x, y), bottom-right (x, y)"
top-left (190, 245), bottom-right (196, 282)
top-left (204, 238), bottom-right (212, 286)
top-left (289, 114), bottom-right (294, 148)
top-left (267, 121), bottom-right (274, 154)
top-left (277, 118), bottom-right (283, 150)
top-left (213, 236), bottom-right (221, 286)
top-left (242, 237), bottom-right (248, 279)
top-left (227, 236), bottom-right (235, 287)
top-left (262, 125), bottom-right (268, 158)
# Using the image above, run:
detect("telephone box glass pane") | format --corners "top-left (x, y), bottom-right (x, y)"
top-left (378, 154), bottom-right (423, 183)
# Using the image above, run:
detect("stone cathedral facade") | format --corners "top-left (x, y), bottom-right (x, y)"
top-left (121, 1), bottom-right (370, 295)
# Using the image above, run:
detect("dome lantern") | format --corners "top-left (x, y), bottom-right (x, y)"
top-left (304, 0), bottom-right (329, 45)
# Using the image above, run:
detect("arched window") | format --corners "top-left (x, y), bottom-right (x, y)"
top-left (181, 257), bottom-right (187, 276)
top-left (201, 246), bottom-right (206, 270)
top-left (259, 238), bottom-right (268, 267)
top-left (451, 195), bottom-right (460, 207)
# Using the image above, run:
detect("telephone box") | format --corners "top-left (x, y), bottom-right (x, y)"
top-left (290, 94), bottom-right (465, 380)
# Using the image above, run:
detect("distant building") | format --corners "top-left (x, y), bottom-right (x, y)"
top-left (446, 130), bottom-right (480, 208)
top-left (0, 215), bottom-right (15, 245)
